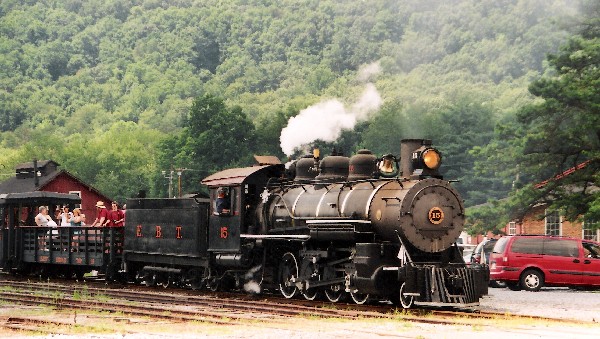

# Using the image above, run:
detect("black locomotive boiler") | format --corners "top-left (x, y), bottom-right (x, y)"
top-left (124, 139), bottom-right (489, 308)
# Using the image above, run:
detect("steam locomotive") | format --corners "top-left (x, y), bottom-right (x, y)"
top-left (125, 138), bottom-right (488, 307)
top-left (1, 139), bottom-right (489, 308)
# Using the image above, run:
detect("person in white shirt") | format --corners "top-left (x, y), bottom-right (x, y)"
top-left (35, 206), bottom-right (50, 226)
top-left (60, 205), bottom-right (74, 226)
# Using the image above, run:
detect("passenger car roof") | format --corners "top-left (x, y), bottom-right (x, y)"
top-left (0, 191), bottom-right (81, 205)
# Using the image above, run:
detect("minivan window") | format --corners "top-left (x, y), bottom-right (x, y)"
top-left (493, 237), bottom-right (509, 253)
top-left (483, 241), bottom-right (496, 252)
top-left (583, 242), bottom-right (600, 259)
top-left (511, 237), bottom-right (543, 254)
top-left (474, 242), bottom-right (485, 254)
top-left (543, 239), bottom-right (579, 257)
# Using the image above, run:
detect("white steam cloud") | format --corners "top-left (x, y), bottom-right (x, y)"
top-left (243, 281), bottom-right (262, 294)
top-left (280, 100), bottom-right (355, 156)
top-left (243, 265), bottom-right (262, 294)
top-left (280, 62), bottom-right (383, 156)
top-left (357, 62), bottom-right (381, 83)
top-left (352, 83), bottom-right (383, 120)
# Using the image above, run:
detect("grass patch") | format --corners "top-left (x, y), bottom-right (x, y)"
top-left (0, 285), bottom-right (14, 292)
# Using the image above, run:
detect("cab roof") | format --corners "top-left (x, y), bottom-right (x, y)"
top-left (201, 164), bottom-right (284, 188)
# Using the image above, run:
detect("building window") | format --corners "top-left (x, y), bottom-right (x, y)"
top-left (545, 210), bottom-right (561, 236)
top-left (583, 219), bottom-right (599, 241)
top-left (508, 222), bottom-right (517, 235)
top-left (69, 191), bottom-right (82, 209)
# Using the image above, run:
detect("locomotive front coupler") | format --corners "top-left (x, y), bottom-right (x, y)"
top-left (448, 274), bottom-right (464, 289)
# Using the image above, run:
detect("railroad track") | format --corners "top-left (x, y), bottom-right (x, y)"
top-left (0, 275), bottom-right (593, 338)
top-left (2, 277), bottom-right (590, 323)
top-left (0, 279), bottom-right (365, 320)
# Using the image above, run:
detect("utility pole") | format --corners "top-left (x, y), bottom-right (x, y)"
top-left (161, 170), bottom-right (174, 198)
top-left (176, 168), bottom-right (191, 197)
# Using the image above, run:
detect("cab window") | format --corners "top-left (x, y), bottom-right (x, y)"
top-left (213, 187), bottom-right (237, 216)
top-left (230, 188), bottom-right (237, 214)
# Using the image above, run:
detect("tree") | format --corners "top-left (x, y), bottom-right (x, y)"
top-left (516, 37), bottom-right (600, 222)
top-left (253, 107), bottom-right (292, 159)
top-left (62, 122), bottom-right (164, 203)
top-left (472, 2), bottom-right (600, 230)
top-left (155, 94), bottom-right (257, 197)
top-left (360, 100), bottom-right (406, 156)
top-left (0, 0), bottom-right (584, 204)
top-left (185, 94), bottom-right (256, 167)
top-left (433, 97), bottom-right (498, 207)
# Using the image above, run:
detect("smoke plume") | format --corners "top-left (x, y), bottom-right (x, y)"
top-left (279, 62), bottom-right (383, 156)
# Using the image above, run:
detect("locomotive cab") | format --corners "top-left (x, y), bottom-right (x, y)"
top-left (202, 163), bottom-right (286, 255)
top-left (208, 185), bottom-right (241, 251)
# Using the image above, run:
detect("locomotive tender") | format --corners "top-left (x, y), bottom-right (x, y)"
top-left (125, 139), bottom-right (489, 308)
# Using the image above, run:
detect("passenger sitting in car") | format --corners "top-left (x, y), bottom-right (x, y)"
top-left (35, 206), bottom-right (50, 226)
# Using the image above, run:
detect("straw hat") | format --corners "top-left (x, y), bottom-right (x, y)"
top-left (95, 201), bottom-right (106, 208)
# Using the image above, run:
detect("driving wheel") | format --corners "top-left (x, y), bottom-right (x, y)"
top-left (399, 282), bottom-right (414, 309)
top-left (279, 252), bottom-right (299, 298)
top-left (324, 285), bottom-right (346, 303)
top-left (350, 290), bottom-right (370, 305)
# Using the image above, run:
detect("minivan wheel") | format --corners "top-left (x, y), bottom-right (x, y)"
top-left (520, 269), bottom-right (543, 292)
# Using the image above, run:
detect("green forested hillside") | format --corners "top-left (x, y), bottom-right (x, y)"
top-left (0, 0), bottom-right (580, 205)
top-left (469, 0), bottom-right (600, 233)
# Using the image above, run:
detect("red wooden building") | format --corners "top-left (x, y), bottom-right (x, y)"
top-left (498, 204), bottom-right (599, 241)
top-left (0, 160), bottom-right (112, 222)
top-left (477, 161), bottom-right (599, 243)
top-left (497, 161), bottom-right (599, 241)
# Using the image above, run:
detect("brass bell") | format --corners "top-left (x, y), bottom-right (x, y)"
top-left (379, 157), bottom-right (394, 173)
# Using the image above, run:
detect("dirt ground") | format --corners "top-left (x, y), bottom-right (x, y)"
top-left (0, 312), bottom-right (590, 339)
top-left (1, 287), bottom-right (599, 338)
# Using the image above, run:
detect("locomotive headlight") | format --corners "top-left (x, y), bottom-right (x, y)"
top-left (422, 149), bottom-right (441, 170)
top-left (313, 148), bottom-right (320, 160)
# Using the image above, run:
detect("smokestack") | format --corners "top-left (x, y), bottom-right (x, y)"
top-left (400, 139), bottom-right (431, 178)
top-left (33, 159), bottom-right (39, 188)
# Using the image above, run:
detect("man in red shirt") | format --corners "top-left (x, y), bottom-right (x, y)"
top-left (91, 201), bottom-right (110, 226)
top-left (105, 201), bottom-right (125, 227)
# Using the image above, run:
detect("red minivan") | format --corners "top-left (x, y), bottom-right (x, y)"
top-left (489, 235), bottom-right (600, 291)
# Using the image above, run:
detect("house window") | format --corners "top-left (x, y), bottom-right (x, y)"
top-left (545, 210), bottom-right (561, 236)
top-left (508, 222), bottom-right (516, 235)
top-left (583, 219), bottom-right (599, 241)
top-left (69, 191), bottom-right (82, 209)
